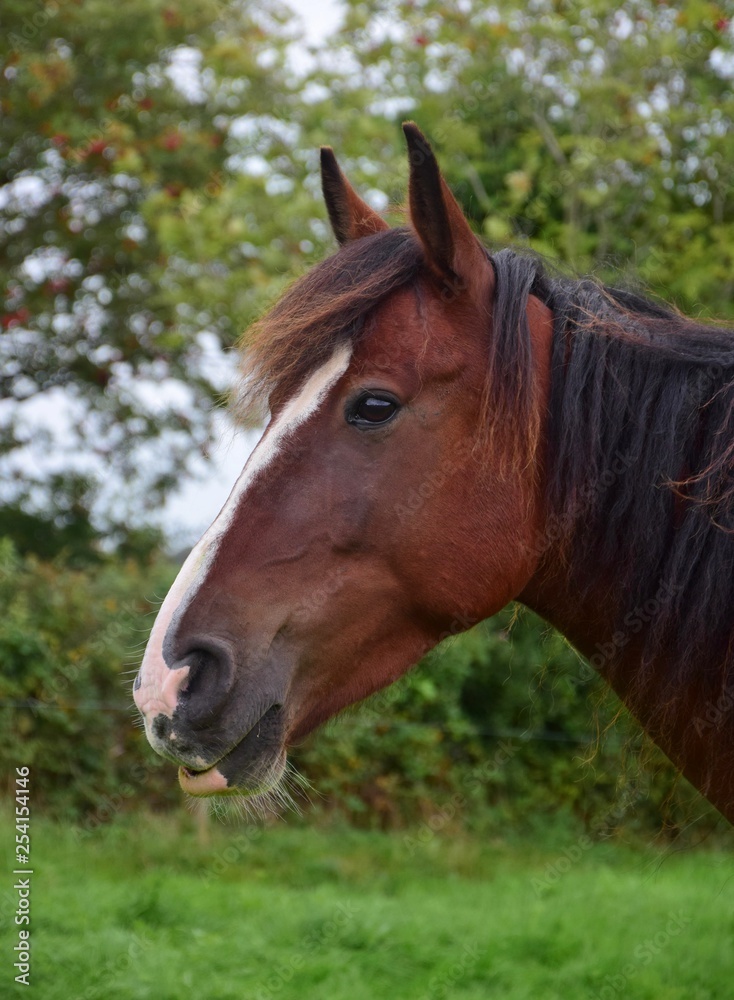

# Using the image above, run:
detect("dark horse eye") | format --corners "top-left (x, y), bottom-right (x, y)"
top-left (349, 393), bottom-right (399, 427)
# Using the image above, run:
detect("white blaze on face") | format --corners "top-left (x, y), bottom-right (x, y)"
top-left (133, 344), bottom-right (353, 730)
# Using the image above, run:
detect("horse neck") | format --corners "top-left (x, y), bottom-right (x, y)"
top-left (515, 309), bottom-right (734, 824)
top-left (525, 564), bottom-right (734, 826)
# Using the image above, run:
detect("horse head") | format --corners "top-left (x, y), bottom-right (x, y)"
top-left (132, 124), bottom-right (551, 797)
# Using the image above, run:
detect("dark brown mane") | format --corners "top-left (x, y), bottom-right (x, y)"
top-left (491, 249), bottom-right (734, 722)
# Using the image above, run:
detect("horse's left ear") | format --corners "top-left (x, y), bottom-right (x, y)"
top-left (403, 122), bottom-right (492, 300)
top-left (320, 147), bottom-right (389, 245)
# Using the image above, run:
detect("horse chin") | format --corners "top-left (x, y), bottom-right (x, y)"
top-left (178, 703), bottom-right (287, 798)
top-left (179, 746), bottom-right (287, 798)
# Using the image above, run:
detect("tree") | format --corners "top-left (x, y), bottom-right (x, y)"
top-left (0, 0), bottom-right (326, 541)
top-left (3, 0), bottom-right (733, 550)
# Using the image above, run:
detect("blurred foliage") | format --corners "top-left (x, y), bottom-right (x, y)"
top-left (0, 470), bottom-right (165, 564)
top-left (1, 0), bottom-right (320, 523)
top-left (0, 540), bottom-right (720, 837)
top-left (293, 608), bottom-right (720, 837)
top-left (2, 0), bottom-right (733, 526)
top-left (319, 0), bottom-right (734, 313)
top-left (0, 539), bottom-right (179, 817)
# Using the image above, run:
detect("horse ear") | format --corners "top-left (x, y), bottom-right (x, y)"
top-left (320, 147), bottom-right (389, 245)
top-left (402, 122), bottom-right (492, 298)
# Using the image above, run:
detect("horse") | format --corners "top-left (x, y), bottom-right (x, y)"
top-left (134, 122), bottom-right (734, 824)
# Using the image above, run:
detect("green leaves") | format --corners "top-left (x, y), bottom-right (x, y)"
top-left (0, 540), bottom-right (178, 815)
top-left (318, 0), bottom-right (734, 316)
top-left (10, 0), bottom-right (730, 537)
top-left (0, 0), bottom-right (310, 530)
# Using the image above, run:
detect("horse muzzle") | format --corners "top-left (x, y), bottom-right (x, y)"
top-left (134, 638), bottom-right (290, 797)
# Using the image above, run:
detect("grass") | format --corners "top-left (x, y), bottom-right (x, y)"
top-left (1, 809), bottom-right (733, 999)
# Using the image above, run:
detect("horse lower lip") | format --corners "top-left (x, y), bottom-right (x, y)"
top-left (178, 704), bottom-right (285, 795)
top-left (182, 765), bottom-right (208, 778)
top-left (178, 763), bottom-right (229, 795)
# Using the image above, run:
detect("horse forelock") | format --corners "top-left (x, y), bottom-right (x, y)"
top-left (236, 228), bottom-right (424, 420)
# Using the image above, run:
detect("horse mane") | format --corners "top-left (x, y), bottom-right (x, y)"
top-left (241, 228), bottom-right (734, 707)
top-left (492, 248), bottom-right (734, 711)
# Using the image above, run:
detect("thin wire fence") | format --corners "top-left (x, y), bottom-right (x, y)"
top-left (0, 698), bottom-right (605, 744)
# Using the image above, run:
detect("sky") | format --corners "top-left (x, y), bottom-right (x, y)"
top-left (163, 0), bottom-right (345, 545)
top-left (286, 0), bottom-right (343, 45)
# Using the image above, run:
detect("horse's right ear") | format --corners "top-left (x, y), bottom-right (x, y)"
top-left (320, 147), bottom-right (389, 245)
top-left (403, 122), bottom-right (492, 302)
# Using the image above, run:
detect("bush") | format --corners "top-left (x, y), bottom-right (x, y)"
top-left (0, 539), bottom-right (179, 819)
top-left (0, 539), bottom-right (721, 839)
top-left (291, 609), bottom-right (720, 838)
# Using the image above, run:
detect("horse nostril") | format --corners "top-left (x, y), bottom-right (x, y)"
top-left (179, 648), bottom-right (217, 697)
top-left (175, 645), bottom-right (234, 726)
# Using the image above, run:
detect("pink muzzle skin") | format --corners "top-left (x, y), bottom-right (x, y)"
top-left (134, 663), bottom-right (190, 722)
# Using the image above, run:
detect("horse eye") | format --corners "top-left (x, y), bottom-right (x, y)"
top-left (349, 394), bottom-right (399, 426)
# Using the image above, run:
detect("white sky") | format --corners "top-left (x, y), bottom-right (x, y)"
top-left (286, 0), bottom-right (343, 44)
top-left (162, 416), bottom-right (262, 548)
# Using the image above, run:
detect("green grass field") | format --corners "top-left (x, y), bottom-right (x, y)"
top-left (2, 810), bottom-right (733, 999)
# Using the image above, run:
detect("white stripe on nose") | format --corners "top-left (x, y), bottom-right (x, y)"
top-left (133, 344), bottom-right (352, 726)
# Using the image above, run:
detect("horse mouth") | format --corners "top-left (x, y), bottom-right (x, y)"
top-left (178, 762), bottom-right (230, 795)
top-left (177, 704), bottom-right (285, 797)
